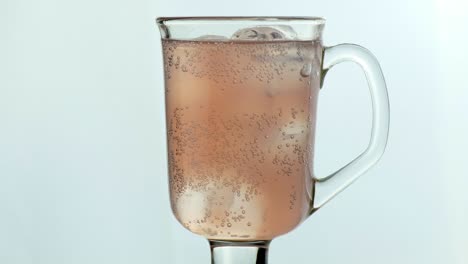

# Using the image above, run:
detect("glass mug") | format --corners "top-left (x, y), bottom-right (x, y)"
top-left (156, 17), bottom-right (389, 263)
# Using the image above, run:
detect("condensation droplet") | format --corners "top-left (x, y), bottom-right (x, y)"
top-left (227, 223), bottom-right (232, 227)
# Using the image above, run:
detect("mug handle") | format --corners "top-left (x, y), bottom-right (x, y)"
top-left (312, 44), bottom-right (390, 211)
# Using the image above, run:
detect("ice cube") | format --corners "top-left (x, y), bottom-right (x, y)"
top-left (231, 26), bottom-right (297, 41)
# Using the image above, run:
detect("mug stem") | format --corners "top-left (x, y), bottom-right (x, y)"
top-left (209, 240), bottom-right (271, 264)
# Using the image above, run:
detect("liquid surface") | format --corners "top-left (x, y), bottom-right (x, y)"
top-left (163, 39), bottom-right (322, 241)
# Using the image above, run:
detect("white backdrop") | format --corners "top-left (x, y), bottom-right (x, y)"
top-left (1, 0), bottom-right (467, 263)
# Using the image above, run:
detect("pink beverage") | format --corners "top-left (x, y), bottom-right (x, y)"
top-left (163, 39), bottom-right (322, 241)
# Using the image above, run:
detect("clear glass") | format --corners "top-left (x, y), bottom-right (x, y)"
top-left (156, 16), bottom-right (389, 264)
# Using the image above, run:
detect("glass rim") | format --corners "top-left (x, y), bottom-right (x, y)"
top-left (156, 16), bottom-right (326, 25)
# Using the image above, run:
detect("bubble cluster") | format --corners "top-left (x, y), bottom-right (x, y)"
top-left (163, 39), bottom-right (321, 241)
top-left (162, 39), bottom-right (322, 95)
